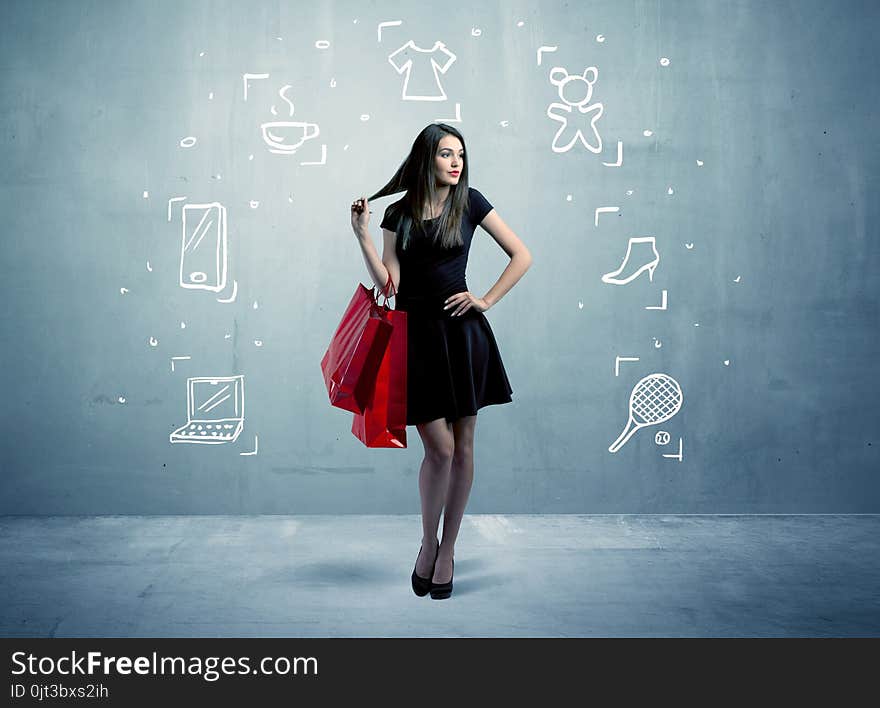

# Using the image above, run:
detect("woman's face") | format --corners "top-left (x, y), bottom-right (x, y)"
top-left (434, 136), bottom-right (464, 189)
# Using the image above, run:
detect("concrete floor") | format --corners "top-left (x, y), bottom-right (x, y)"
top-left (1, 514), bottom-right (878, 637)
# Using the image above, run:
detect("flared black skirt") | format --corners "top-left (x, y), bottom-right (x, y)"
top-left (396, 292), bottom-right (514, 426)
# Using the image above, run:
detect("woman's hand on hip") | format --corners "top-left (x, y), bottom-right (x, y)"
top-left (443, 291), bottom-right (489, 316)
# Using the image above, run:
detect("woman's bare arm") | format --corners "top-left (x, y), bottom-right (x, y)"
top-left (356, 228), bottom-right (399, 293)
top-left (352, 195), bottom-right (394, 292)
top-left (478, 209), bottom-right (533, 307)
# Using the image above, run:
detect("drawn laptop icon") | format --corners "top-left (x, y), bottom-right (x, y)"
top-left (170, 375), bottom-right (244, 444)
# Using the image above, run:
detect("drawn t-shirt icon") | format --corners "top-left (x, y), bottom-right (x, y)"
top-left (388, 40), bottom-right (456, 101)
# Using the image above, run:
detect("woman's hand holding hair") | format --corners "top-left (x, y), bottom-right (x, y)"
top-left (351, 195), bottom-right (371, 239)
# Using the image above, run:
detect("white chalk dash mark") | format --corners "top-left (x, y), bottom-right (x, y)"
top-left (645, 289), bottom-right (668, 310)
top-left (615, 356), bottom-right (640, 377)
top-left (170, 355), bottom-right (191, 373)
top-left (240, 435), bottom-right (259, 456)
top-left (119, 287), bottom-right (128, 294)
top-left (377, 20), bottom-right (402, 42)
top-left (537, 45), bottom-right (557, 65)
top-left (118, 396), bottom-right (126, 404)
top-left (661, 437), bottom-right (683, 461)
top-left (595, 206), bottom-right (619, 227)
top-left (217, 279), bottom-right (238, 303)
top-left (435, 102), bottom-right (461, 124)
top-left (602, 140), bottom-right (623, 167)
top-left (167, 196), bottom-right (187, 222)
top-left (300, 143), bottom-right (327, 165)
top-left (242, 72), bottom-right (270, 101)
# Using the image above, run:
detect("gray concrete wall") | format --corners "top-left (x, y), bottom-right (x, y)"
top-left (0, 0), bottom-right (877, 513)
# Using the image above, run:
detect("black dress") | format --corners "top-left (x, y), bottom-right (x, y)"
top-left (380, 187), bottom-right (514, 426)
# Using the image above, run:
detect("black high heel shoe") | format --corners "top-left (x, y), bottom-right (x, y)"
top-left (429, 557), bottom-right (454, 600)
top-left (411, 543), bottom-right (439, 597)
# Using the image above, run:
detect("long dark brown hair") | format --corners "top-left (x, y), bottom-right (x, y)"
top-left (368, 123), bottom-right (469, 251)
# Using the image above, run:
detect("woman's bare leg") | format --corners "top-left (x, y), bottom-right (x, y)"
top-left (433, 414), bottom-right (477, 585)
top-left (413, 417), bottom-right (455, 579)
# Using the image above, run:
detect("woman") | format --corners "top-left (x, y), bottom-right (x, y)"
top-left (350, 123), bottom-right (532, 599)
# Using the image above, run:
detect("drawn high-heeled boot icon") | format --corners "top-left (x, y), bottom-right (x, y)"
top-left (601, 236), bottom-right (660, 285)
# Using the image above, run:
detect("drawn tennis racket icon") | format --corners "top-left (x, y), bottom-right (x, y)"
top-left (609, 373), bottom-right (683, 453)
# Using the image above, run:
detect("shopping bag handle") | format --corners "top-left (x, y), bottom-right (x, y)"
top-left (376, 271), bottom-right (396, 307)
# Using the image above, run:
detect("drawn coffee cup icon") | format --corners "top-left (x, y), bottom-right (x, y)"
top-left (260, 121), bottom-right (320, 154)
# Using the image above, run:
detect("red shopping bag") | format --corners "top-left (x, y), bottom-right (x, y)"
top-left (351, 299), bottom-right (407, 448)
top-left (320, 273), bottom-right (395, 414)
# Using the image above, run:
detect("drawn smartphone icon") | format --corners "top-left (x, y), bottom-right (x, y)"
top-left (180, 202), bottom-right (227, 291)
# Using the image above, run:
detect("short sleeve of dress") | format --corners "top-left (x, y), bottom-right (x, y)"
top-left (380, 202), bottom-right (400, 232)
top-left (468, 187), bottom-right (494, 225)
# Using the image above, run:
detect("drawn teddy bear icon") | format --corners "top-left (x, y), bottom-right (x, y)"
top-left (546, 66), bottom-right (604, 154)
